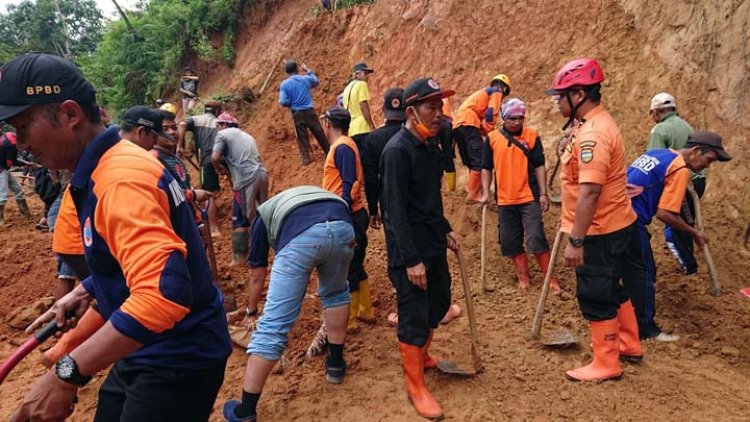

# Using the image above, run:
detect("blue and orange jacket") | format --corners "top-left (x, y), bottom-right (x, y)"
top-left (69, 127), bottom-right (230, 369)
top-left (627, 149), bottom-right (690, 226)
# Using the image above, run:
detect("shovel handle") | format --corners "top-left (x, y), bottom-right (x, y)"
top-left (199, 200), bottom-right (220, 284)
top-left (529, 230), bottom-right (564, 340)
top-left (454, 248), bottom-right (484, 372)
top-left (480, 204), bottom-right (489, 292)
top-left (686, 183), bottom-right (721, 296)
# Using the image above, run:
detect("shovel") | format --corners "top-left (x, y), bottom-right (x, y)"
top-left (437, 248), bottom-right (484, 376)
top-left (527, 230), bottom-right (577, 347)
top-left (480, 204), bottom-right (494, 292)
top-left (199, 199), bottom-right (220, 284)
top-left (548, 158), bottom-right (562, 204)
top-left (687, 183), bottom-right (722, 296)
top-left (0, 318), bottom-right (61, 385)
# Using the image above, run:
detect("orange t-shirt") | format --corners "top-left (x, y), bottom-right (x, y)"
top-left (322, 136), bottom-right (365, 212)
top-left (485, 127), bottom-right (543, 206)
top-left (52, 186), bottom-right (84, 255)
top-left (658, 153), bottom-right (690, 213)
top-left (560, 105), bottom-right (636, 235)
top-left (453, 88), bottom-right (503, 134)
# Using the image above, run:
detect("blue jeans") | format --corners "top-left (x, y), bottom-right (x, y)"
top-left (0, 169), bottom-right (25, 205)
top-left (248, 220), bottom-right (354, 360)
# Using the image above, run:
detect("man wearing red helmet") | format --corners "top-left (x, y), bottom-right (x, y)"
top-left (547, 58), bottom-right (645, 382)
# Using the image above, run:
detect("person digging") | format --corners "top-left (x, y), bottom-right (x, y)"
top-left (223, 186), bottom-right (355, 422)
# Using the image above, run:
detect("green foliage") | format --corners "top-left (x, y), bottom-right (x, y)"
top-left (336, 0), bottom-right (375, 8)
top-left (0, 0), bottom-right (103, 62)
top-left (86, 0), bottom-right (247, 113)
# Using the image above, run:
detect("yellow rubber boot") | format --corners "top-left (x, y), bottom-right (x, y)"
top-left (357, 280), bottom-right (376, 323)
top-left (445, 172), bottom-right (456, 192)
top-left (348, 291), bottom-right (360, 333)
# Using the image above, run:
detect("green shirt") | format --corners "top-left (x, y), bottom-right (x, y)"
top-left (647, 112), bottom-right (704, 179)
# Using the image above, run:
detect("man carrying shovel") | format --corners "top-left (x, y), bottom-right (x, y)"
top-left (479, 98), bottom-right (559, 295)
top-left (546, 58), bottom-right (644, 382)
top-left (626, 131), bottom-right (729, 341)
top-left (381, 77), bottom-right (458, 420)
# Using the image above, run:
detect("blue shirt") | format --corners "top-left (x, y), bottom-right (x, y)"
top-left (627, 149), bottom-right (689, 226)
top-left (70, 126), bottom-right (230, 369)
top-left (334, 144), bottom-right (356, 208)
top-left (248, 200), bottom-right (351, 268)
top-left (279, 72), bottom-right (319, 111)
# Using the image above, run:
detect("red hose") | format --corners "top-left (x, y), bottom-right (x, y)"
top-left (0, 337), bottom-right (41, 384)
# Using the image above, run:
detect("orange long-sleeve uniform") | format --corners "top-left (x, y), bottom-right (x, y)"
top-left (69, 127), bottom-right (230, 368)
top-left (322, 136), bottom-right (365, 212)
top-left (453, 87), bottom-right (504, 135)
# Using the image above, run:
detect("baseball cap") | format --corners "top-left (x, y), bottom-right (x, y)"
top-left (122, 106), bottom-right (174, 141)
top-left (383, 88), bottom-right (406, 121)
top-left (321, 106), bottom-right (351, 125)
top-left (0, 53), bottom-right (96, 121)
top-left (402, 77), bottom-right (455, 107)
top-left (650, 92), bottom-right (676, 112)
top-left (685, 131), bottom-right (731, 162)
top-left (353, 62), bottom-right (374, 73)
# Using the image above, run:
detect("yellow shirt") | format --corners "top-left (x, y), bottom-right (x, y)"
top-left (343, 80), bottom-right (372, 137)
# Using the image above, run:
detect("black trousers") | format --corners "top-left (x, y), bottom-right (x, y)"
top-left (667, 177), bottom-right (705, 274)
top-left (351, 133), bottom-right (369, 167)
top-left (292, 108), bottom-right (329, 162)
top-left (389, 256), bottom-right (452, 347)
top-left (94, 359), bottom-right (226, 421)
top-left (575, 223), bottom-right (643, 321)
top-left (453, 126), bottom-right (483, 170)
top-left (348, 208), bottom-right (369, 292)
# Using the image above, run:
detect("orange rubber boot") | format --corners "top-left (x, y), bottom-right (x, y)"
top-left (466, 170), bottom-right (483, 203)
top-left (423, 331), bottom-right (443, 370)
top-left (534, 251), bottom-right (561, 294)
top-left (617, 300), bottom-right (644, 363)
top-left (42, 308), bottom-right (105, 368)
top-left (399, 342), bottom-right (444, 420)
top-left (511, 254), bottom-right (531, 295)
top-left (566, 318), bottom-right (622, 382)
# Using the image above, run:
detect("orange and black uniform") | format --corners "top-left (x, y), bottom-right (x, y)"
top-left (68, 127), bottom-right (230, 420)
top-left (323, 135), bottom-right (368, 291)
top-left (452, 87), bottom-right (503, 169)
top-left (52, 186), bottom-right (90, 280)
top-left (560, 105), bottom-right (644, 321)
top-left (482, 127), bottom-right (549, 256)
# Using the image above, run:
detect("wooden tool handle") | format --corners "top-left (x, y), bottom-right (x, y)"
top-left (686, 183), bottom-right (721, 296)
top-left (455, 249), bottom-right (483, 371)
top-left (529, 230), bottom-right (564, 340)
top-left (480, 204), bottom-right (488, 291)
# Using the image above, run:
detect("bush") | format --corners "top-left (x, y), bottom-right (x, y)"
top-left (85, 0), bottom-right (247, 112)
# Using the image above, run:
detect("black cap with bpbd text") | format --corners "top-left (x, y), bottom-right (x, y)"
top-left (0, 53), bottom-right (96, 121)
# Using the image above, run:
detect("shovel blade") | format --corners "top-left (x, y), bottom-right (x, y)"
top-left (541, 331), bottom-right (577, 347)
top-left (436, 360), bottom-right (477, 376)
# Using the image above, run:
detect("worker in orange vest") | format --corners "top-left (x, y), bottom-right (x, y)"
top-left (453, 74), bottom-right (511, 202)
top-left (321, 106), bottom-right (373, 333)
top-left (479, 98), bottom-right (560, 295)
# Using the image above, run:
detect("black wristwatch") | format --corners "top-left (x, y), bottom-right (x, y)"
top-left (55, 354), bottom-right (92, 387)
top-left (568, 236), bottom-right (585, 248)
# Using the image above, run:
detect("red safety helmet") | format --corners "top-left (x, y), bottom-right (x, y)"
top-left (545, 58), bottom-right (604, 95)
